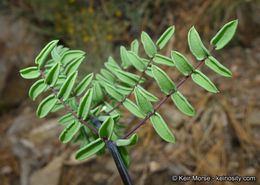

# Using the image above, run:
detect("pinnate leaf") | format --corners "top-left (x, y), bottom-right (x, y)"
top-left (20, 66), bottom-right (40, 79)
top-left (75, 73), bottom-right (93, 96)
top-left (205, 56), bottom-right (232, 77)
top-left (127, 51), bottom-right (146, 72)
top-left (59, 121), bottom-right (81, 143)
top-left (75, 138), bottom-right (105, 160)
top-left (123, 99), bottom-right (146, 119)
top-left (191, 70), bottom-right (219, 93)
top-left (36, 94), bottom-right (57, 118)
top-left (152, 65), bottom-right (176, 94)
top-left (57, 71), bottom-right (78, 100)
top-left (103, 83), bottom-right (124, 102)
top-left (137, 85), bottom-right (159, 102)
top-left (171, 51), bottom-right (194, 76)
top-left (58, 113), bottom-right (75, 125)
top-left (171, 91), bottom-right (195, 116)
top-left (150, 112), bottom-right (175, 143)
top-left (134, 87), bottom-right (153, 114)
top-left (131, 39), bottom-right (139, 55)
top-left (61, 50), bottom-right (85, 66)
top-left (210, 20), bottom-right (238, 50)
top-left (188, 26), bottom-right (209, 60)
top-left (45, 62), bottom-right (61, 86)
top-left (141, 31), bottom-right (157, 57)
top-left (65, 56), bottom-right (84, 75)
top-left (120, 46), bottom-right (132, 69)
top-left (77, 88), bottom-right (93, 120)
top-left (153, 54), bottom-right (175, 66)
top-left (116, 133), bottom-right (138, 146)
top-left (156, 25), bottom-right (175, 50)
top-left (99, 117), bottom-right (114, 139)
top-left (35, 40), bottom-right (59, 69)
top-left (29, 79), bottom-right (48, 100)
top-left (92, 81), bottom-right (104, 104)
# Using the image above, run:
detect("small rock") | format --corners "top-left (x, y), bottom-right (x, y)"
top-left (149, 161), bottom-right (161, 173)
top-left (29, 154), bottom-right (66, 185)
top-left (0, 166), bottom-right (12, 175)
top-left (249, 109), bottom-right (260, 125)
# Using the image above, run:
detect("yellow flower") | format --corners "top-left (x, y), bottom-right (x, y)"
top-left (68, 27), bottom-right (74, 34)
top-left (115, 10), bottom-right (122, 17)
top-left (56, 27), bottom-right (62, 33)
top-left (69, 0), bottom-right (75, 3)
top-left (81, 8), bottom-right (87, 15)
top-left (83, 35), bottom-right (89, 42)
top-left (88, 7), bottom-right (94, 13)
top-left (106, 34), bottom-right (113, 40)
top-left (93, 24), bottom-right (99, 30)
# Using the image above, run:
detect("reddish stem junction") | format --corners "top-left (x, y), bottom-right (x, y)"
top-left (122, 48), bottom-right (215, 139)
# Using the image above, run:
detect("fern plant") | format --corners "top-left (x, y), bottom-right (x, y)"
top-left (20, 20), bottom-right (238, 185)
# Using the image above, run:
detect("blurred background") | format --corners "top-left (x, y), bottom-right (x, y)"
top-left (0, 0), bottom-right (259, 184)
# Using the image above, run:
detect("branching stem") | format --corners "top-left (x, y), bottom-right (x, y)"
top-left (122, 47), bottom-right (216, 139)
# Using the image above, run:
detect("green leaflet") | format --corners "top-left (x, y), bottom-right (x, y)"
top-left (61, 50), bottom-right (85, 66)
top-left (68, 98), bottom-right (78, 112)
top-left (65, 56), bottom-right (84, 75)
top-left (137, 85), bottom-right (159, 102)
top-left (171, 91), bottom-right (195, 116)
top-left (96, 74), bottom-right (112, 85)
top-left (151, 65), bottom-right (176, 94)
top-left (114, 69), bottom-right (141, 86)
top-left (150, 112), bottom-right (175, 143)
top-left (29, 79), bottom-right (48, 100)
top-left (156, 25), bottom-right (175, 50)
top-left (141, 31), bottom-right (157, 57)
top-left (134, 87), bottom-right (153, 114)
top-left (75, 138), bottom-right (105, 160)
top-left (145, 66), bottom-right (153, 78)
top-left (104, 102), bottom-right (121, 117)
top-left (45, 62), bottom-right (61, 87)
top-left (123, 99), bottom-right (146, 119)
top-left (188, 26), bottom-right (210, 60)
top-left (191, 70), bottom-right (219, 93)
top-left (131, 39), bottom-right (139, 55)
top-left (116, 133), bottom-right (138, 147)
top-left (103, 83), bottom-right (124, 101)
top-left (116, 85), bottom-right (132, 95)
top-left (118, 146), bottom-right (130, 168)
top-left (77, 88), bottom-right (93, 120)
top-left (210, 20), bottom-right (238, 50)
top-left (51, 46), bottom-right (62, 62)
top-left (205, 56), bottom-right (232, 77)
top-left (57, 71), bottom-right (78, 100)
top-left (53, 76), bottom-right (66, 90)
top-left (100, 69), bottom-right (116, 82)
top-left (120, 46), bottom-right (132, 69)
top-left (107, 56), bottom-right (121, 69)
top-left (92, 81), bottom-right (104, 104)
top-left (99, 117), bottom-right (114, 139)
top-left (171, 51), bottom-right (194, 76)
top-left (59, 121), bottom-right (81, 143)
top-left (36, 94), bottom-right (58, 118)
top-left (104, 62), bottom-right (121, 75)
top-left (127, 51), bottom-right (146, 72)
top-left (59, 113), bottom-right (75, 125)
top-left (153, 54), bottom-right (175, 66)
top-left (51, 101), bottom-right (64, 112)
top-left (75, 73), bottom-right (93, 96)
top-left (35, 40), bottom-right (59, 69)
top-left (20, 66), bottom-right (41, 79)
